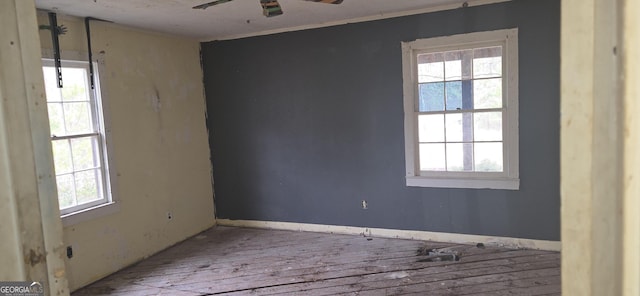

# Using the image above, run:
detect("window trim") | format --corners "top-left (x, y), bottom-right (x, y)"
top-left (42, 49), bottom-right (119, 224)
top-left (401, 29), bottom-right (519, 190)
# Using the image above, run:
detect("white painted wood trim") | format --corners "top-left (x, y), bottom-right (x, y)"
top-left (622, 0), bottom-right (640, 294)
top-left (401, 41), bottom-right (418, 178)
top-left (216, 219), bottom-right (560, 252)
top-left (1, 1), bottom-right (70, 293)
top-left (209, 0), bottom-right (511, 41)
top-left (61, 202), bottom-right (120, 227)
top-left (561, 0), bottom-right (629, 294)
top-left (406, 176), bottom-right (519, 190)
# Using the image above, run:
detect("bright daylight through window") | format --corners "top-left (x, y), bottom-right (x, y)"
top-left (402, 29), bottom-right (519, 190)
top-left (42, 59), bottom-right (112, 215)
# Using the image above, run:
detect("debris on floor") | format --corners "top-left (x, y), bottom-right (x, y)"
top-left (384, 271), bottom-right (410, 279)
top-left (416, 246), bottom-right (461, 262)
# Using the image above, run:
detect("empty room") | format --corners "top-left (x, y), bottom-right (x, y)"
top-left (1, 0), bottom-right (638, 295)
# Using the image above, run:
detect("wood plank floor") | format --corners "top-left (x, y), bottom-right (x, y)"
top-left (72, 227), bottom-right (560, 295)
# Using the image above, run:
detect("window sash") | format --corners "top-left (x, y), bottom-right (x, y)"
top-left (413, 79), bottom-right (507, 175)
top-left (53, 134), bottom-right (108, 215)
top-left (411, 41), bottom-right (508, 175)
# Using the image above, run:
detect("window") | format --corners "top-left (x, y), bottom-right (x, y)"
top-left (401, 29), bottom-right (519, 190)
top-left (42, 56), bottom-right (114, 215)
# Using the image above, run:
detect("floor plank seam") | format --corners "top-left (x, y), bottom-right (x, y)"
top-left (248, 259), bottom-right (561, 295)
top-left (124, 251), bottom-right (558, 294)
top-left (333, 266), bottom-right (560, 296)
top-left (419, 272), bottom-right (561, 295)
top-left (185, 257), bottom-right (559, 295)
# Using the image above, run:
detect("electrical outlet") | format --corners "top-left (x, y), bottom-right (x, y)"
top-left (361, 200), bottom-right (368, 209)
top-left (167, 212), bottom-right (173, 220)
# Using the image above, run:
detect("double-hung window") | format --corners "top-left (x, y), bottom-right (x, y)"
top-left (42, 56), bottom-right (114, 215)
top-left (401, 29), bottom-right (519, 190)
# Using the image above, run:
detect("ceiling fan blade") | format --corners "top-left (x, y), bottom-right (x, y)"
top-left (303, 0), bottom-right (343, 4)
top-left (193, 0), bottom-right (234, 10)
top-left (260, 0), bottom-right (284, 17)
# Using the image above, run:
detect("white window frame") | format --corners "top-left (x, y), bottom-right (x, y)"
top-left (42, 50), bottom-right (119, 225)
top-left (401, 28), bottom-right (519, 190)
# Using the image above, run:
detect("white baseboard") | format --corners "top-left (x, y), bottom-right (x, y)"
top-left (216, 219), bottom-right (561, 252)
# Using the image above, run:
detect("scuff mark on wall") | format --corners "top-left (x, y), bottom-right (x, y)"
top-left (149, 87), bottom-right (162, 112)
top-left (149, 86), bottom-right (166, 144)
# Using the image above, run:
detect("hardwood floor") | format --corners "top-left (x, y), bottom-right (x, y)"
top-left (72, 227), bottom-right (560, 295)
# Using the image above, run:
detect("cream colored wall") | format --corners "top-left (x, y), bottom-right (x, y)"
top-left (37, 13), bottom-right (215, 291)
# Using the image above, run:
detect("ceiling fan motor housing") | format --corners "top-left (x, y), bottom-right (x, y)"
top-left (193, 0), bottom-right (343, 17)
top-left (305, 0), bottom-right (344, 3)
top-left (260, 0), bottom-right (283, 17)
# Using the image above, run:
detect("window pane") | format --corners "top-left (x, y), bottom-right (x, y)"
top-left (444, 50), bottom-right (472, 81)
top-left (474, 142), bottom-right (503, 172)
top-left (474, 112), bottom-right (503, 141)
top-left (42, 67), bottom-right (62, 102)
top-left (473, 78), bottom-right (502, 109)
top-left (72, 136), bottom-right (100, 171)
top-left (445, 113), bottom-right (474, 143)
top-left (445, 61), bottom-right (460, 81)
top-left (417, 53), bottom-right (444, 83)
top-left (64, 102), bottom-right (93, 134)
top-left (445, 113), bottom-right (460, 142)
top-left (419, 143), bottom-right (445, 171)
top-left (418, 114), bottom-right (444, 143)
top-left (61, 67), bottom-right (89, 102)
top-left (47, 103), bottom-right (65, 136)
top-left (446, 143), bottom-right (473, 171)
top-left (444, 54), bottom-right (461, 81)
top-left (473, 47), bottom-right (502, 79)
top-left (418, 82), bottom-right (445, 112)
top-left (418, 82), bottom-right (444, 112)
top-left (56, 174), bottom-right (76, 209)
top-left (445, 81), bottom-right (462, 110)
top-left (52, 140), bottom-right (73, 175)
top-left (75, 169), bottom-right (101, 204)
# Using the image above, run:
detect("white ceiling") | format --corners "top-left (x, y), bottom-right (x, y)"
top-left (33, 0), bottom-right (491, 41)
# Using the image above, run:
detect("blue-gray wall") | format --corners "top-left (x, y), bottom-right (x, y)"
top-left (202, 0), bottom-right (560, 241)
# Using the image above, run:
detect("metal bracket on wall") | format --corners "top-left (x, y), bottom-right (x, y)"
top-left (46, 12), bottom-right (64, 88)
top-left (84, 17), bottom-right (112, 90)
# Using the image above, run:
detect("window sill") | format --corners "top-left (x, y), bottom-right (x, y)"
top-left (406, 176), bottom-right (520, 190)
top-left (61, 202), bottom-right (120, 227)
